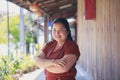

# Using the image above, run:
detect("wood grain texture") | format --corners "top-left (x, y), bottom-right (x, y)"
top-left (77, 0), bottom-right (120, 80)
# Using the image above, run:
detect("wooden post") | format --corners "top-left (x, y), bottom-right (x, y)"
top-left (20, 7), bottom-right (25, 53)
top-left (44, 15), bottom-right (49, 42)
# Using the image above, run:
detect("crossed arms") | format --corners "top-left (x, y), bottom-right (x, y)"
top-left (35, 51), bottom-right (77, 73)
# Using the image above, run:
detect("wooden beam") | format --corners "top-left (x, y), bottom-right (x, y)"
top-left (44, 15), bottom-right (49, 42)
top-left (50, 10), bottom-right (76, 20)
top-left (48, 5), bottom-right (76, 15)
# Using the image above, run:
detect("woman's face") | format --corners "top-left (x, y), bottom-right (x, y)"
top-left (52, 23), bottom-right (68, 42)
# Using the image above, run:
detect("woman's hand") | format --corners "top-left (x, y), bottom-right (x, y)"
top-left (46, 54), bottom-right (77, 73)
top-left (35, 51), bottom-right (54, 68)
top-left (53, 58), bottom-right (67, 68)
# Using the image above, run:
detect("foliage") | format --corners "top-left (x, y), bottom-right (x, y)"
top-left (0, 55), bottom-right (14, 80)
top-left (0, 15), bottom-right (20, 43)
top-left (24, 14), bottom-right (38, 53)
top-left (24, 14), bottom-right (37, 44)
top-left (20, 54), bottom-right (36, 72)
top-left (0, 17), bottom-right (7, 43)
top-left (25, 30), bottom-right (37, 43)
top-left (0, 53), bottom-right (37, 80)
top-left (24, 14), bottom-right (34, 28)
top-left (9, 15), bottom-right (20, 43)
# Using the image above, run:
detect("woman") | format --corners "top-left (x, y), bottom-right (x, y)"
top-left (35, 18), bottom-right (80, 80)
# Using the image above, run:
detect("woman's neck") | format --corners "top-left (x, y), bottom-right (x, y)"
top-left (57, 40), bottom-right (65, 47)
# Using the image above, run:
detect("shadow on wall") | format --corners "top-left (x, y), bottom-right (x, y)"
top-left (35, 64), bottom-right (94, 80)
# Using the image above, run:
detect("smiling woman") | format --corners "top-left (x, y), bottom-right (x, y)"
top-left (35, 18), bottom-right (80, 80)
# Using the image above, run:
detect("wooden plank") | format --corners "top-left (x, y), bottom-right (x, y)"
top-left (109, 0), bottom-right (117, 80)
top-left (77, 0), bottom-right (120, 80)
top-left (116, 0), bottom-right (120, 79)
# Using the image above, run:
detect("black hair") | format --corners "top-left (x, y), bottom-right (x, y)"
top-left (52, 18), bottom-right (73, 41)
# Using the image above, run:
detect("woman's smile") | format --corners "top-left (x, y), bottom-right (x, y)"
top-left (52, 23), bottom-right (68, 42)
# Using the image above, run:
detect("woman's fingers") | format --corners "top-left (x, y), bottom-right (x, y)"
top-left (59, 58), bottom-right (67, 66)
top-left (53, 58), bottom-right (67, 68)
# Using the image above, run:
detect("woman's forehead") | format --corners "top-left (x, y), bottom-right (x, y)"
top-left (53, 23), bottom-right (65, 28)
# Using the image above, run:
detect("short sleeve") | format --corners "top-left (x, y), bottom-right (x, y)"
top-left (64, 41), bottom-right (80, 60)
top-left (42, 40), bottom-right (56, 55)
top-left (42, 43), bottom-right (49, 54)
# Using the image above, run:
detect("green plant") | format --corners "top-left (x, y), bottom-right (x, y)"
top-left (0, 53), bottom-right (38, 80)
top-left (20, 54), bottom-right (36, 73)
top-left (25, 31), bottom-right (37, 43)
top-left (0, 56), bottom-right (13, 80)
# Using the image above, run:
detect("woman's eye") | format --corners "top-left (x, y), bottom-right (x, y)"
top-left (60, 30), bottom-right (66, 32)
top-left (52, 29), bottom-right (56, 32)
top-left (52, 29), bottom-right (66, 33)
top-left (60, 29), bottom-right (65, 31)
top-left (59, 30), bottom-right (63, 31)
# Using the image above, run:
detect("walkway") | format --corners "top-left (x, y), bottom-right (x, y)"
top-left (19, 64), bottom-right (94, 80)
top-left (19, 69), bottom-right (45, 80)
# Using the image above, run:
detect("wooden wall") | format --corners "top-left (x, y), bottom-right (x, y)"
top-left (77, 0), bottom-right (120, 80)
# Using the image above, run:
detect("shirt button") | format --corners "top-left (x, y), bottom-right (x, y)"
top-left (57, 77), bottom-right (61, 80)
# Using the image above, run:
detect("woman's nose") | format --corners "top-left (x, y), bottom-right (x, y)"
top-left (55, 31), bottom-right (59, 35)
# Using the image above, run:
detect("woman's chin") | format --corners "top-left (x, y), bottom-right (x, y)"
top-left (54, 38), bottom-right (61, 41)
top-left (55, 39), bottom-right (61, 41)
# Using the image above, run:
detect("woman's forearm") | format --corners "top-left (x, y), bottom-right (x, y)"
top-left (35, 56), bottom-right (67, 73)
top-left (46, 66), bottom-right (66, 73)
top-left (46, 54), bottom-right (77, 73)
top-left (45, 59), bottom-right (68, 73)
top-left (35, 54), bottom-right (77, 74)
top-left (35, 56), bottom-right (54, 68)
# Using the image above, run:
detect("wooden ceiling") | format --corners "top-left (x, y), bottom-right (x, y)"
top-left (8, 0), bottom-right (77, 20)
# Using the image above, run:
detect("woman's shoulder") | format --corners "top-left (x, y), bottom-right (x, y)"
top-left (65, 39), bottom-right (78, 46)
top-left (46, 40), bottom-right (56, 46)
top-left (42, 40), bottom-right (56, 51)
top-left (63, 39), bottom-right (80, 56)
